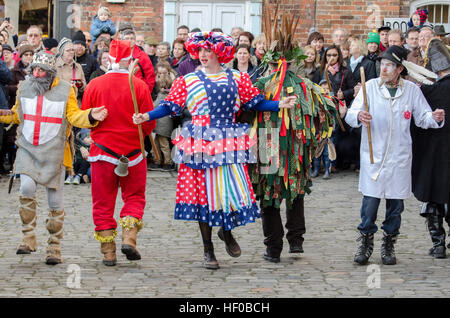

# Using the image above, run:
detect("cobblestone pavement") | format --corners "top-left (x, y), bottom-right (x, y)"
top-left (0, 169), bottom-right (449, 298)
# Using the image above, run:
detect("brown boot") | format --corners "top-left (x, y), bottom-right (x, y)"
top-left (120, 216), bottom-right (143, 261)
top-left (45, 209), bottom-right (64, 265)
top-left (95, 229), bottom-right (117, 266)
top-left (217, 227), bottom-right (241, 257)
top-left (17, 196), bottom-right (38, 254)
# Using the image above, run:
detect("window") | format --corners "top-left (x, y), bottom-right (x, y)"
top-left (418, 4), bottom-right (450, 24)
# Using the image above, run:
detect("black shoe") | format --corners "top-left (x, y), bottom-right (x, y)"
top-left (289, 244), bottom-right (304, 253)
top-left (263, 250), bottom-right (280, 263)
top-left (354, 232), bottom-right (374, 265)
top-left (121, 244), bottom-right (141, 260)
top-left (381, 232), bottom-right (397, 265)
top-left (147, 163), bottom-right (161, 171)
top-left (429, 246), bottom-right (446, 259)
top-left (161, 164), bottom-right (175, 172)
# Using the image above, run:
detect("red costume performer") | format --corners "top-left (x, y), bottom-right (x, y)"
top-left (81, 40), bottom-right (155, 266)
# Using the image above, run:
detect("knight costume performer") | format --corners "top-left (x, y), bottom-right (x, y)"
top-left (133, 32), bottom-right (296, 269)
top-left (0, 51), bottom-right (107, 265)
top-left (411, 38), bottom-right (450, 259)
top-left (81, 40), bottom-right (155, 266)
top-left (247, 5), bottom-right (338, 263)
top-left (345, 45), bottom-right (445, 265)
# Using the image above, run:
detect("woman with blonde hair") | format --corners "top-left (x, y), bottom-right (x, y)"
top-left (252, 33), bottom-right (267, 65)
top-left (302, 45), bottom-right (319, 81)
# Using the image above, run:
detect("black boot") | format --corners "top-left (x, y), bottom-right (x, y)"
top-left (354, 232), bottom-right (374, 265)
top-left (381, 232), bottom-right (397, 265)
top-left (198, 222), bottom-right (219, 269)
top-left (203, 240), bottom-right (219, 270)
top-left (217, 227), bottom-right (241, 257)
top-left (426, 205), bottom-right (447, 259)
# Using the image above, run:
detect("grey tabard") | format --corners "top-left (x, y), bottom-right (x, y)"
top-left (14, 79), bottom-right (71, 190)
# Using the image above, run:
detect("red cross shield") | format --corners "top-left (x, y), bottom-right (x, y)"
top-left (21, 95), bottom-right (64, 146)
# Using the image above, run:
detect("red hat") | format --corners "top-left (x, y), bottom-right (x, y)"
top-left (109, 40), bottom-right (133, 70)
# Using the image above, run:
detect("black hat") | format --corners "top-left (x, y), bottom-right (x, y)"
top-left (425, 38), bottom-right (450, 73)
top-left (378, 45), bottom-right (409, 75)
top-left (1, 44), bottom-right (13, 53)
top-left (43, 38), bottom-right (58, 50)
top-left (434, 25), bottom-right (449, 36)
top-left (71, 30), bottom-right (86, 47)
top-left (378, 25), bottom-right (391, 33)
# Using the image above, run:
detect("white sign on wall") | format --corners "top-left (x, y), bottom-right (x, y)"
top-left (383, 18), bottom-right (410, 32)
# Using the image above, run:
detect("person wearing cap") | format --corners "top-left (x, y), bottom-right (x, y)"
top-left (434, 25), bottom-right (449, 40)
top-left (133, 31), bottom-right (296, 269)
top-left (143, 36), bottom-right (158, 67)
top-left (378, 25), bottom-right (391, 52)
top-left (72, 30), bottom-right (98, 84)
top-left (366, 31), bottom-right (381, 76)
top-left (345, 45), bottom-right (446, 266)
top-left (81, 39), bottom-right (155, 266)
top-left (90, 6), bottom-right (116, 44)
top-left (2, 44), bottom-right (16, 69)
top-left (0, 51), bottom-right (108, 265)
top-left (411, 38), bottom-right (450, 259)
top-left (55, 37), bottom-right (86, 99)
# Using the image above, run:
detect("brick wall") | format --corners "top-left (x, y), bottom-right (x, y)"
top-left (268, 0), bottom-right (412, 46)
top-left (73, 0), bottom-right (163, 41)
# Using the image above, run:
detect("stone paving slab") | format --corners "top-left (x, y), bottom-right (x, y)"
top-left (0, 170), bottom-right (449, 298)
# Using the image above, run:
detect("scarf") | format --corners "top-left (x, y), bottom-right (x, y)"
top-left (349, 55), bottom-right (363, 72)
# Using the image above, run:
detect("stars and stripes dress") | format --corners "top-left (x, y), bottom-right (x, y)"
top-left (147, 67), bottom-right (279, 230)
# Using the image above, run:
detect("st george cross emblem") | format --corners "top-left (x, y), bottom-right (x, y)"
top-left (21, 95), bottom-right (65, 146)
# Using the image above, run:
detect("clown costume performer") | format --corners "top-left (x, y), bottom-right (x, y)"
top-left (133, 32), bottom-right (296, 269)
top-left (0, 52), bottom-right (107, 265)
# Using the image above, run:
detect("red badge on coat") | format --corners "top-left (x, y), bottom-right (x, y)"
top-left (404, 110), bottom-right (411, 120)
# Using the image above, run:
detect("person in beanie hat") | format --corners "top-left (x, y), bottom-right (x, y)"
top-left (81, 39), bottom-right (155, 266)
top-left (367, 31), bottom-right (381, 76)
top-left (43, 38), bottom-right (59, 55)
top-left (90, 6), bottom-right (116, 44)
top-left (2, 44), bottom-right (15, 69)
top-left (72, 30), bottom-right (98, 84)
top-left (411, 38), bottom-right (450, 258)
top-left (345, 44), bottom-right (445, 266)
top-left (0, 51), bottom-right (108, 265)
top-left (133, 31), bottom-right (297, 269)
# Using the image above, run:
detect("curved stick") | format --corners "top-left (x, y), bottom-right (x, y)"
top-left (129, 59), bottom-right (160, 162)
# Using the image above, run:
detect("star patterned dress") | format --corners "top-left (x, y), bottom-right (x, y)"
top-left (149, 67), bottom-right (278, 230)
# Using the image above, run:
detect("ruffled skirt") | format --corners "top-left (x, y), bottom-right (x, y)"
top-left (174, 163), bottom-right (260, 230)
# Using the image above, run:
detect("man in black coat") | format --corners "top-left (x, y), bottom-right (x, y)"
top-left (72, 30), bottom-right (98, 84)
top-left (411, 38), bottom-right (450, 259)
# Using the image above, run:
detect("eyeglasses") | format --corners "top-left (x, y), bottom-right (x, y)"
top-left (27, 34), bottom-right (40, 38)
top-left (326, 53), bottom-right (338, 57)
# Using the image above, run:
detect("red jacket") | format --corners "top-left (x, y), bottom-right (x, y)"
top-left (132, 46), bottom-right (156, 93)
top-left (81, 70), bottom-right (155, 165)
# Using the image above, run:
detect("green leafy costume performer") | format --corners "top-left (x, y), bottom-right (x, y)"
top-left (248, 1), bottom-right (339, 262)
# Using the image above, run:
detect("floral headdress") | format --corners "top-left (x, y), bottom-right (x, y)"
top-left (184, 31), bottom-right (235, 64)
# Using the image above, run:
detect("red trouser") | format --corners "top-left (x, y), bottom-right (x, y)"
top-left (91, 159), bottom-right (147, 231)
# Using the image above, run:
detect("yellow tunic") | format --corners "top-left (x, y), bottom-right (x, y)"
top-left (0, 77), bottom-right (98, 171)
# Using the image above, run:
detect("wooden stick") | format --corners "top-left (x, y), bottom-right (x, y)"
top-left (360, 66), bottom-right (374, 164)
top-left (128, 59), bottom-right (160, 162)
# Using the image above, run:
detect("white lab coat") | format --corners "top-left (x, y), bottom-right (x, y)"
top-left (345, 78), bottom-right (444, 199)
